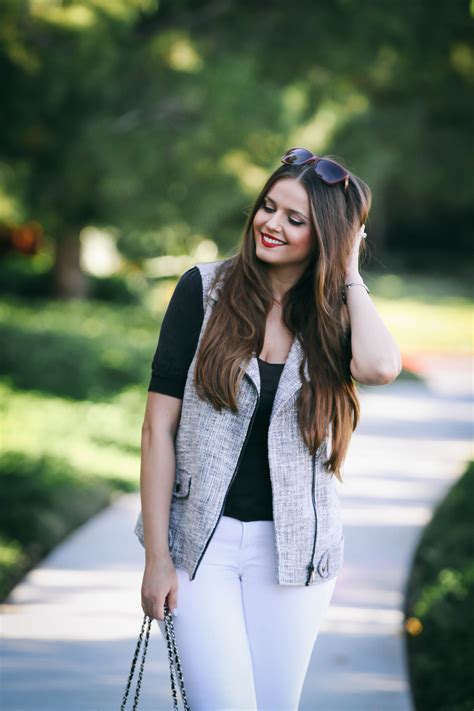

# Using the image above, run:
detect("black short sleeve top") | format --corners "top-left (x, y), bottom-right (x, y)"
top-left (148, 267), bottom-right (204, 397)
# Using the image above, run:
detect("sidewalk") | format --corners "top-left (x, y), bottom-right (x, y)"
top-left (1, 358), bottom-right (472, 710)
top-left (300, 356), bottom-right (472, 710)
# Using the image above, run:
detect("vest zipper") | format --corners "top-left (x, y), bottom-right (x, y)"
top-left (305, 453), bottom-right (318, 585)
top-left (191, 385), bottom-right (260, 581)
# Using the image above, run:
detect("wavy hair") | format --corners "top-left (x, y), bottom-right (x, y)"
top-left (193, 154), bottom-right (372, 482)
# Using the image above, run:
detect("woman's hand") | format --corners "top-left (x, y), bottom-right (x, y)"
top-left (345, 223), bottom-right (367, 279)
top-left (141, 553), bottom-right (178, 621)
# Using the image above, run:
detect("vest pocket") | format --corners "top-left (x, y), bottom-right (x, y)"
top-left (169, 471), bottom-right (193, 553)
top-left (172, 470), bottom-right (192, 498)
top-left (317, 534), bottom-right (344, 578)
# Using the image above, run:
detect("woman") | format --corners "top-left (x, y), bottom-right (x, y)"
top-left (134, 147), bottom-right (402, 709)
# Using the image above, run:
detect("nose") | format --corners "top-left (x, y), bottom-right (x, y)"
top-left (265, 210), bottom-right (284, 233)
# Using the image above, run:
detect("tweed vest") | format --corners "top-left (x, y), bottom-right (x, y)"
top-left (134, 259), bottom-right (345, 586)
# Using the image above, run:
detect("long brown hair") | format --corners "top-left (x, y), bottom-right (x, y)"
top-left (193, 154), bottom-right (372, 482)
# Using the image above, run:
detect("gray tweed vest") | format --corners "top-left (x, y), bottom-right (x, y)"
top-left (134, 259), bottom-right (344, 586)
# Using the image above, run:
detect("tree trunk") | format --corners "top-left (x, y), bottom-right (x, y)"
top-left (52, 232), bottom-right (90, 299)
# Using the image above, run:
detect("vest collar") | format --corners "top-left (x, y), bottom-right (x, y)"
top-left (240, 335), bottom-right (309, 420)
top-left (208, 282), bottom-right (309, 419)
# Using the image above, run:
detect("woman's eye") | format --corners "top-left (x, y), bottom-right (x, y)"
top-left (262, 204), bottom-right (303, 227)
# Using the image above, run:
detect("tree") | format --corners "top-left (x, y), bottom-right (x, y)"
top-left (1, 0), bottom-right (471, 298)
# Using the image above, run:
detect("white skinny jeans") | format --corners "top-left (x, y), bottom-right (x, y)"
top-left (156, 514), bottom-right (338, 711)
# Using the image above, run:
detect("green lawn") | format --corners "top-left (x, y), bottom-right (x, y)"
top-left (365, 270), bottom-right (472, 355)
top-left (0, 288), bottom-right (172, 600)
top-left (0, 269), bottom-right (471, 601)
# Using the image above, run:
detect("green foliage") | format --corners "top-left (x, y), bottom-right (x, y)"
top-left (404, 461), bottom-right (474, 711)
top-left (0, 294), bottom-right (160, 398)
top-left (0, 0), bottom-right (471, 265)
top-left (0, 450), bottom-right (120, 600)
top-left (0, 252), bottom-right (53, 298)
top-left (0, 289), bottom-right (159, 600)
top-left (89, 273), bottom-right (146, 304)
top-left (0, 252), bottom-right (147, 303)
top-left (0, 321), bottom-right (141, 398)
top-left (2, 380), bottom-right (145, 491)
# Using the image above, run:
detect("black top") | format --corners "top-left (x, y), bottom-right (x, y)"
top-left (148, 266), bottom-right (284, 522)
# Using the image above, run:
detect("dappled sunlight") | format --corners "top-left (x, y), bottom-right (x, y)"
top-left (220, 150), bottom-right (269, 195)
top-left (324, 603), bottom-right (404, 636)
top-left (342, 503), bottom-right (432, 527)
top-left (2, 494), bottom-right (149, 644)
top-left (357, 386), bottom-right (472, 424)
top-left (290, 94), bottom-right (369, 152)
top-left (309, 376), bottom-right (474, 706)
top-left (80, 227), bottom-right (123, 277)
top-left (330, 584), bottom-right (403, 609)
top-left (2, 568), bottom-right (144, 642)
top-left (316, 671), bottom-right (409, 694)
top-left (143, 238), bottom-right (218, 279)
top-left (30, 1), bottom-right (96, 29)
top-left (151, 30), bottom-right (204, 72)
top-left (336, 384), bottom-right (472, 522)
top-left (342, 476), bottom-right (455, 501)
top-left (30, 0), bottom-right (157, 27)
top-left (347, 438), bottom-right (472, 478)
top-left (290, 104), bottom-right (339, 153)
top-left (450, 42), bottom-right (474, 79)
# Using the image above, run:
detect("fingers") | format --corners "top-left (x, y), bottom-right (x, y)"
top-left (141, 599), bottom-right (164, 621)
top-left (141, 564), bottom-right (179, 621)
top-left (156, 598), bottom-right (165, 621)
top-left (141, 590), bottom-right (178, 621)
top-left (141, 593), bottom-right (163, 621)
top-left (166, 590), bottom-right (178, 617)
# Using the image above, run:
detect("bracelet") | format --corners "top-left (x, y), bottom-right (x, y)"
top-left (342, 281), bottom-right (370, 303)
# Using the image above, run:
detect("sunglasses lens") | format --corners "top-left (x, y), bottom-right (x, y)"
top-left (282, 148), bottom-right (314, 165)
top-left (316, 159), bottom-right (348, 183)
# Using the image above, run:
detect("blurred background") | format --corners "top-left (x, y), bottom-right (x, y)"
top-left (0, 1), bottom-right (472, 708)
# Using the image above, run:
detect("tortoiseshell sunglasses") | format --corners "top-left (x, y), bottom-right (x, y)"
top-left (281, 147), bottom-right (350, 192)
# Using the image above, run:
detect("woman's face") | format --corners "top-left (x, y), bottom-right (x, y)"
top-left (253, 177), bottom-right (315, 269)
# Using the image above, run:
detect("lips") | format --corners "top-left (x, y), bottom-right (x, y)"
top-left (261, 232), bottom-right (287, 247)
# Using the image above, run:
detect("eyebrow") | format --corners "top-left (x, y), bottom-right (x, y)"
top-left (264, 195), bottom-right (308, 221)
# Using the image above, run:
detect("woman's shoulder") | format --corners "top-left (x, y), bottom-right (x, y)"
top-left (193, 257), bottom-right (234, 302)
top-left (170, 265), bottom-right (203, 306)
top-left (194, 258), bottom-right (232, 279)
top-left (178, 264), bottom-right (202, 286)
top-left (174, 257), bottom-right (234, 309)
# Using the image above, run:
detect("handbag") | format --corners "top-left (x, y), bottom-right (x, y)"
top-left (120, 601), bottom-right (191, 710)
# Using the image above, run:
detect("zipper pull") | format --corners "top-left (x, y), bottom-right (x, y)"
top-left (306, 562), bottom-right (315, 585)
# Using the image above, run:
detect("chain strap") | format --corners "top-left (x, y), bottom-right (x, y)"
top-left (120, 612), bottom-right (151, 710)
top-left (163, 603), bottom-right (192, 710)
top-left (120, 602), bottom-right (191, 710)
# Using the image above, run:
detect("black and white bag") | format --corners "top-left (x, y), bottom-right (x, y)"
top-left (121, 602), bottom-right (191, 710)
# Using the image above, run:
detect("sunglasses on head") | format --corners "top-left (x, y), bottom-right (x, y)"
top-left (281, 147), bottom-right (350, 192)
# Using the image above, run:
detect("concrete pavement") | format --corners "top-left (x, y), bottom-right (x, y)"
top-left (300, 360), bottom-right (472, 710)
top-left (1, 357), bottom-right (472, 710)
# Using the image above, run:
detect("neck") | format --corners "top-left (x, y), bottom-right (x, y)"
top-left (268, 264), bottom-right (305, 304)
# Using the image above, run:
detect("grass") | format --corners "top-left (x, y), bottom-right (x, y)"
top-left (365, 270), bottom-right (472, 355)
top-left (0, 451), bottom-right (126, 600)
top-left (403, 460), bottom-right (474, 711)
top-left (0, 267), bottom-right (471, 602)
top-left (0, 283), bottom-right (177, 601)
